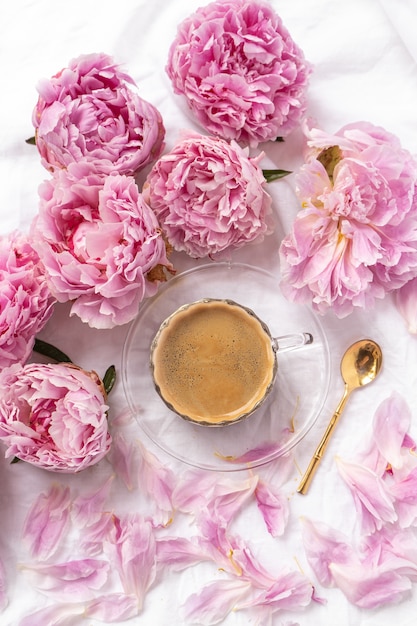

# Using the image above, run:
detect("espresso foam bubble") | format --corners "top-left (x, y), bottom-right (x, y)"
top-left (151, 300), bottom-right (276, 424)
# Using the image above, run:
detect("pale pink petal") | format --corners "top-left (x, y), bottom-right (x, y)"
top-left (371, 392), bottom-right (412, 470)
top-left (20, 559), bottom-right (109, 601)
top-left (329, 561), bottom-right (412, 608)
top-left (336, 457), bottom-right (397, 534)
top-left (232, 543), bottom-right (276, 589)
top-left (19, 603), bottom-right (85, 626)
top-left (22, 484), bottom-right (72, 559)
top-left (137, 441), bottom-right (175, 523)
top-left (0, 557), bottom-right (7, 611)
top-left (207, 474), bottom-right (258, 525)
top-left (255, 479), bottom-right (289, 537)
top-left (107, 433), bottom-right (139, 491)
top-left (182, 579), bottom-right (252, 625)
top-left (156, 537), bottom-right (210, 572)
top-left (301, 517), bottom-right (357, 587)
top-left (109, 514), bottom-right (156, 608)
top-left (390, 466), bottom-right (417, 527)
top-left (72, 475), bottom-right (114, 527)
top-left (239, 570), bottom-right (313, 612)
top-left (79, 512), bottom-right (115, 556)
top-left (85, 593), bottom-right (139, 621)
top-left (172, 469), bottom-right (218, 513)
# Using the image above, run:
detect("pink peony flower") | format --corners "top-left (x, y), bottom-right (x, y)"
top-left (31, 161), bottom-right (174, 329)
top-left (143, 132), bottom-right (273, 258)
top-left (0, 231), bottom-right (55, 369)
top-left (166, 0), bottom-right (311, 147)
top-left (0, 362), bottom-right (111, 472)
top-left (32, 52), bottom-right (165, 175)
top-left (279, 121), bottom-right (417, 317)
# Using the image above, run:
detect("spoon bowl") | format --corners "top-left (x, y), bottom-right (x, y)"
top-left (297, 339), bottom-right (383, 495)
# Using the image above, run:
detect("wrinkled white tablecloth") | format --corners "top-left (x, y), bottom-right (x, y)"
top-left (1, 1), bottom-right (417, 625)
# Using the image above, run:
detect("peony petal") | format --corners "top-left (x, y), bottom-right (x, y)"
top-left (336, 457), bottom-right (397, 534)
top-left (371, 392), bottom-right (412, 470)
top-left (19, 603), bottom-right (85, 626)
top-left (108, 514), bottom-right (156, 608)
top-left (329, 561), bottom-right (412, 609)
top-left (22, 484), bottom-right (72, 560)
top-left (85, 593), bottom-right (139, 621)
top-left (106, 432), bottom-right (139, 491)
top-left (255, 479), bottom-right (289, 537)
top-left (301, 517), bottom-right (357, 587)
top-left (156, 536), bottom-right (210, 572)
top-left (239, 570), bottom-right (313, 612)
top-left (137, 441), bottom-right (176, 525)
top-left (20, 559), bottom-right (109, 602)
top-left (72, 475), bottom-right (114, 527)
top-left (0, 557), bottom-right (7, 611)
top-left (182, 579), bottom-right (252, 625)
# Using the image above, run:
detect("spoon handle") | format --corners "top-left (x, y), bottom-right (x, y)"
top-left (297, 384), bottom-right (351, 495)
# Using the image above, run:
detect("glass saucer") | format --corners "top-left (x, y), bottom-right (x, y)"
top-left (121, 262), bottom-right (330, 471)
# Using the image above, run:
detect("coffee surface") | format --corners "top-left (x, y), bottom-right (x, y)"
top-left (151, 299), bottom-right (276, 424)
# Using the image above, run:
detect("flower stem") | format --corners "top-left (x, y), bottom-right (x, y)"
top-left (262, 169), bottom-right (292, 183)
top-left (33, 338), bottom-right (73, 363)
top-left (103, 365), bottom-right (116, 395)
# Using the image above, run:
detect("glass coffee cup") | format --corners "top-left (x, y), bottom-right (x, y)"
top-left (150, 298), bottom-right (313, 427)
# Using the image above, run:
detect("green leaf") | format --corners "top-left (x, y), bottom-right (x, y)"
top-left (262, 169), bottom-right (292, 183)
top-left (103, 365), bottom-right (116, 395)
top-left (33, 338), bottom-right (73, 363)
top-left (25, 136), bottom-right (36, 145)
top-left (275, 136), bottom-right (284, 142)
top-left (11, 456), bottom-right (21, 464)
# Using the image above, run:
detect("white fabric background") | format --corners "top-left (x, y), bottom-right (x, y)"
top-left (1, 0), bottom-right (417, 624)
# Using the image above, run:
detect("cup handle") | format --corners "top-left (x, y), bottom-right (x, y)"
top-left (272, 332), bottom-right (313, 353)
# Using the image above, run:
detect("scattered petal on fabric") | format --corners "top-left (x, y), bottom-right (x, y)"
top-left (172, 469), bottom-right (218, 514)
top-left (336, 457), bottom-right (397, 534)
top-left (156, 536), bottom-right (210, 572)
top-left (0, 557), bottom-right (7, 611)
top-left (72, 475), bottom-right (114, 527)
top-left (182, 578), bottom-right (252, 625)
top-left (239, 570), bottom-right (313, 612)
top-left (109, 514), bottom-right (156, 608)
top-left (390, 466), bottom-right (417, 528)
top-left (255, 479), bottom-right (289, 537)
top-left (79, 512), bottom-right (115, 556)
top-left (207, 474), bottom-right (259, 525)
top-left (22, 484), bottom-right (72, 560)
top-left (107, 433), bottom-right (139, 491)
top-left (85, 593), bottom-right (139, 622)
top-left (371, 392), bottom-right (412, 471)
top-left (20, 559), bottom-right (109, 602)
top-left (18, 603), bottom-right (85, 626)
top-left (329, 562), bottom-right (412, 609)
top-left (301, 517), bottom-right (357, 587)
top-left (137, 441), bottom-right (176, 525)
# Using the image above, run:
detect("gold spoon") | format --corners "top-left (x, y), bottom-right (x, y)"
top-left (297, 339), bottom-right (383, 495)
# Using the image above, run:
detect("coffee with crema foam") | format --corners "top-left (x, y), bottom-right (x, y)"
top-left (150, 299), bottom-right (276, 425)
